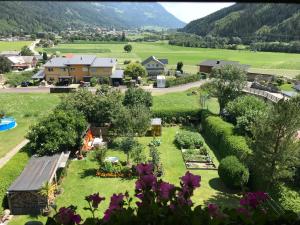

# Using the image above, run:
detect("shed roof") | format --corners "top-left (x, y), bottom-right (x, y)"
top-left (32, 70), bottom-right (45, 79)
top-left (110, 69), bottom-right (124, 79)
top-left (8, 153), bottom-right (68, 192)
top-left (151, 118), bottom-right (162, 125)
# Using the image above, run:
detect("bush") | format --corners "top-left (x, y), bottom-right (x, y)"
top-left (123, 87), bottom-right (153, 108)
top-left (90, 77), bottom-right (98, 87)
top-left (218, 156), bottom-right (249, 189)
top-left (123, 60), bottom-right (131, 65)
top-left (175, 130), bottom-right (203, 149)
top-left (201, 112), bottom-right (252, 162)
top-left (166, 74), bottom-right (201, 87)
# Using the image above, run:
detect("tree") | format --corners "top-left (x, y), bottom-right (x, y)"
top-left (295, 74), bottom-right (300, 81)
top-left (20, 45), bottom-right (34, 56)
top-left (124, 44), bottom-right (132, 53)
top-left (225, 95), bottom-right (269, 135)
top-left (251, 96), bottom-right (300, 190)
top-left (121, 31), bottom-right (126, 42)
top-left (112, 104), bottom-right (151, 137)
top-left (210, 64), bottom-right (247, 112)
top-left (0, 56), bottom-right (12, 74)
top-left (123, 87), bottom-right (153, 108)
top-left (176, 61), bottom-right (183, 73)
top-left (124, 62), bottom-right (147, 80)
top-left (27, 108), bottom-right (87, 156)
top-left (43, 52), bottom-right (48, 61)
top-left (120, 137), bottom-right (138, 165)
top-left (131, 143), bottom-right (146, 164)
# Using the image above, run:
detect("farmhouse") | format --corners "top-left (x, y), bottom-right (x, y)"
top-left (142, 56), bottom-right (168, 77)
top-left (198, 60), bottom-right (250, 74)
top-left (7, 152), bottom-right (70, 215)
top-left (44, 55), bottom-right (124, 84)
top-left (7, 56), bottom-right (37, 70)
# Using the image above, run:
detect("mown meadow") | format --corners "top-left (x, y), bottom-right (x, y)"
top-left (0, 41), bottom-right (32, 52)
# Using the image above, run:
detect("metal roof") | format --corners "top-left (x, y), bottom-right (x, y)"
top-left (91, 58), bottom-right (117, 67)
top-left (65, 55), bottom-right (96, 65)
top-left (32, 70), bottom-right (45, 79)
top-left (8, 153), bottom-right (66, 192)
top-left (44, 57), bottom-right (68, 67)
top-left (151, 118), bottom-right (162, 125)
top-left (142, 56), bottom-right (165, 67)
top-left (158, 59), bottom-right (168, 65)
top-left (198, 60), bottom-right (250, 71)
top-left (110, 69), bottom-right (124, 79)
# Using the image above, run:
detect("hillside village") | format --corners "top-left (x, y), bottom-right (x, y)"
top-left (0, 2), bottom-right (300, 225)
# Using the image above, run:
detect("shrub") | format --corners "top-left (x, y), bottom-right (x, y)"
top-left (166, 73), bottom-right (201, 87)
top-left (123, 60), bottom-right (131, 65)
top-left (201, 112), bottom-right (252, 162)
top-left (90, 77), bottom-right (98, 87)
top-left (123, 87), bottom-right (153, 108)
top-left (218, 156), bottom-right (249, 189)
top-left (175, 130), bottom-right (203, 149)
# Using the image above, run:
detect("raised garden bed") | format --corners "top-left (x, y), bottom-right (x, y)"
top-left (181, 148), bottom-right (217, 170)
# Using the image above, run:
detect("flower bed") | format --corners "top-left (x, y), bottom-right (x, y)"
top-left (96, 161), bottom-right (135, 178)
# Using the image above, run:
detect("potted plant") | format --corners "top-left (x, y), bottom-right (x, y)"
top-left (39, 181), bottom-right (56, 216)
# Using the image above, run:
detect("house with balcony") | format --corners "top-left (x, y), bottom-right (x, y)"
top-left (142, 56), bottom-right (168, 78)
top-left (44, 55), bottom-right (124, 85)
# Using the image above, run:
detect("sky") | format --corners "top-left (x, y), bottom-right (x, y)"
top-left (160, 2), bottom-right (235, 23)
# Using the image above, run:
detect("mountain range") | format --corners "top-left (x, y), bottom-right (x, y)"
top-left (181, 3), bottom-right (300, 41)
top-left (0, 1), bottom-right (185, 34)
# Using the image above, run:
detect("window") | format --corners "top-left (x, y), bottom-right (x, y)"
top-left (70, 67), bottom-right (75, 71)
top-left (48, 68), bottom-right (54, 72)
top-left (156, 64), bottom-right (159, 67)
top-left (82, 67), bottom-right (88, 72)
top-left (91, 68), bottom-right (97, 73)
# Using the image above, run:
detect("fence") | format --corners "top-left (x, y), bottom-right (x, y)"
top-left (243, 87), bottom-right (284, 103)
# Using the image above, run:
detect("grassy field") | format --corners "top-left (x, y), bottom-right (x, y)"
top-left (41, 41), bottom-right (300, 76)
top-left (10, 126), bottom-right (238, 225)
top-left (0, 94), bottom-right (61, 158)
top-left (0, 41), bottom-right (32, 52)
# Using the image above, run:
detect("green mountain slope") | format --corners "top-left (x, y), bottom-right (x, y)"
top-left (0, 1), bottom-right (185, 34)
top-left (181, 3), bottom-right (300, 41)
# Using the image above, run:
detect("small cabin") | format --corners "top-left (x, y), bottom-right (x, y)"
top-left (151, 118), bottom-right (162, 136)
top-left (7, 152), bottom-right (69, 215)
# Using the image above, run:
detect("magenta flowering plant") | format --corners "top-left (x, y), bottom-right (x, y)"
top-left (46, 163), bottom-right (300, 225)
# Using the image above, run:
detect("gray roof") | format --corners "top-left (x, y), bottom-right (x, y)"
top-left (110, 69), bottom-right (124, 79)
top-left (0, 51), bottom-right (20, 56)
top-left (91, 58), bottom-right (117, 67)
top-left (142, 56), bottom-right (166, 67)
top-left (65, 55), bottom-right (96, 65)
top-left (44, 55), bottom-right (117, 68)
top-left (198, 60), bottom-right (250, 71)
top-left (294, 84), bottom-right (300, 91)
top-left (151, 118), bottom-right (162, 125)
top-left (8, 153), bottom-right (66, 192)
top-left (32, 70), bottom-right (45, 79)
top-left (158, 59), bottom-right (168, 65)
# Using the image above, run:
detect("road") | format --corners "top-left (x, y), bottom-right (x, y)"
top-left (0, 80), bottom-right (208, 94)
top-left (29, 39), bottom-right (40, 55)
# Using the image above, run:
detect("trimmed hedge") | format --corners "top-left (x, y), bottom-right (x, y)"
top-left (0, 151), bottom-right (30, 209)
top-left (166, 74), bottom-right (201, 87)
top-left (175, 130), bottom-right (203, 149)
top-left (152, 109), bottom-right (201, 124)
top-left (218, 156), bottom-right (249, 189)
top-left (201, 111), bottom-right (252, 162)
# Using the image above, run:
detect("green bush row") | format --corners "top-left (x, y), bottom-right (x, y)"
top-left (166, 74), bottom-right (201, 87)
top-left (0, 151), bottom-right (30, 210)
top-left (201, 111), bottom-right (252, 162)
top-left (152, 109), bottom-right (201, 124)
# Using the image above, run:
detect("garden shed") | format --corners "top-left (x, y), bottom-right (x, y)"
top-left (151, 118), bottom-right (162, 136)
top-left (156, 75), bottom-right (166, 88)
top-left (7, 152), bottom-right (70, 215)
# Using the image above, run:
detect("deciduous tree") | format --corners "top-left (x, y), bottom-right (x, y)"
top-left (124, 62), bottom-right (147, 80)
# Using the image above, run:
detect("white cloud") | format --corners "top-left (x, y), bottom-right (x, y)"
top-left (160, 2), bottom-right (235, 23)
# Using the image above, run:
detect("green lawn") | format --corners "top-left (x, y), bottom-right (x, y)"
top-left (10, 126), bottom-right (238, 225)
top-left (0, 41), bottom-right (32, 52)
top-left (41, 41), bottom-right (300, 76)
top-left (0, 93), bottom-right (61, 158)
top-left (152, 89), bottom-right (219, 115)
top-left (279, 83), bottom-right (294, 91)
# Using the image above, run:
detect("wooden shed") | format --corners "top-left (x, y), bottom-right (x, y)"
top-left (151, 118), bottom-right (162, 136)
top-left (7, 152), bottom-right (70, 215)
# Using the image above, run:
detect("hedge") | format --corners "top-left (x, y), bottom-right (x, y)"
top-left (0, 151), bottom-right (30, 209)
top-left (166, 74), bottom-right (201, 87)
top-left (218, 156), bottom-right (249, 189)
top-left (175, 130), bottom-right (203, 149)
top-left (152, 108), bottom-right (201, 124)
top-left (201, 111), bottom-right (252, 162)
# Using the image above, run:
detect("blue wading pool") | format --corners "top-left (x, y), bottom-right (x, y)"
top-left (0, 117), bottom-right (17, 131)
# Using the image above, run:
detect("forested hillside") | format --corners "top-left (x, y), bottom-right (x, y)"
top-left (181, 3), bottom-right (300, 42)
top-left (0, 1), bottom-right (185, 34)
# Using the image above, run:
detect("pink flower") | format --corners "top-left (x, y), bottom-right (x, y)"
top-left (135, 174), bottom-right (157, 190)
top-left (86, 192), bottom-right (105, 208)
top-left (136, 163), bottom-right (153, 176)
top-left (56, 207), bottom-right (81, 225)
top-left (237, 207), bottom-right (251, 217)
top-left (181, 171), bottom-right (201, 190)
top-left (158, 181), bottom-right (174, 200)
top-left (240, 192), bottom-right (268, 209)
top-left (103, 193), bottom-right (125, 221)
top-left (207, 203), bottom-right (223, 218)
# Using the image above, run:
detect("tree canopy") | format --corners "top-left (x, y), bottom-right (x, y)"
top-left (124, 62), bottom-right (147, 80)
top-left (124, 44), bottom-right (132, 53)
top-left (20, 45), bottom-right (34, 56)
top-left (123, 87), bottom-right (153, 108)
top-left (0, 56), bottom-right (12, 74)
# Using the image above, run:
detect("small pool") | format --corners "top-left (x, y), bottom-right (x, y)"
top-left (0, 117), bottom-right (17, 131)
